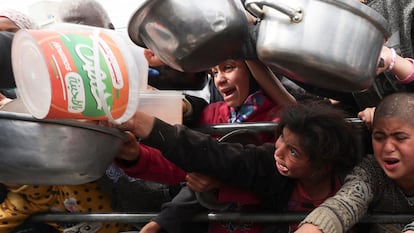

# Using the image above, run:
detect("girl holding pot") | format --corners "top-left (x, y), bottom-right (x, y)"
top-left (357, 0), bottom-right (414, 128)
top-left (358, 45), bottom-right (414, 128)
top-left (364, 0), bottom-right (414, 115)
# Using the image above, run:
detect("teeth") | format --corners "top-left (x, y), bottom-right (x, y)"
top-left (277, 161), bottom-right (289, 172)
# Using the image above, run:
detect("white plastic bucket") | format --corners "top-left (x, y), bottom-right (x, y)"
top-left (12, 23), bottom-right (147, 124)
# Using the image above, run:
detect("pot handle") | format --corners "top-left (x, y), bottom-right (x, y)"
top-left (245, 0), bottom-right (303, 23)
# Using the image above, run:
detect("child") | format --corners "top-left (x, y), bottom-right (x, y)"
top-left (115, 101), bottom-right (359, 232)
top-left (138, 58), bottom-right (295, 233)
top-left (295, 92), bottom-right (414, 233)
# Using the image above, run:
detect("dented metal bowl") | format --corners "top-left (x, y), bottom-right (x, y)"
top-left (0, 111), bottom-right (126, 185)
top-left (128, 0), bottom-right (249, 72)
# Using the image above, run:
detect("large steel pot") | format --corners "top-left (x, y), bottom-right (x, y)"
top-left (245, 0), bottom-right (390, 91)
top-left (128, 0), bottom-right (249, 72)
top-left (0, 111), bottom-right (126, 185)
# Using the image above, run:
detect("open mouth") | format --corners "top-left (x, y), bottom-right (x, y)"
top-left (382, 157), bottom-right (400, 171)
top-left (276, 161), bottom-right (289, 173)
top-left (221, 87), bottom-right (236, 97)
top-left (384, 158), bottom-right (399, 165)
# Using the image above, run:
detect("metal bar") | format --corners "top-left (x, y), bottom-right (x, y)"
top-left (193, 122), bottom-right (278, 136)
top-left (29, 213), bottom-right (157, 223)
top-left (29, 212), bottom-right (414, 224)
top-left (193, 118), bottom-right (366, 136)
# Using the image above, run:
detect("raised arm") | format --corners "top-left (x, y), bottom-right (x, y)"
top-left (377, 46), bottom-right (414, 83)
top-left (245, 59), bottom-right (296, 106)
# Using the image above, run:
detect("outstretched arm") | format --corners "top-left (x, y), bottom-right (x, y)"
top-left (116, 111), bottom-right (279, 193)
top-left (245, 59), bottom-right (296, 106)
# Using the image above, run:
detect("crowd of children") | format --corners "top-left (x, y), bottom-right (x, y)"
top-left (1, 0), bottom-right (414, 233)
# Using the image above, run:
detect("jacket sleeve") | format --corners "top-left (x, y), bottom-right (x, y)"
top-left (140, 118), bottom-right (280, 194)
top-left (116, 143), bottom-right (186, 185)
top-left (154, 186), bottom-right (207, 233)
top-left (299, 156), bottom-right (377, 233)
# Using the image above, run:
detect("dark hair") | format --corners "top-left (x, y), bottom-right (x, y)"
top-left (275, 101), bottom-right (358, 173)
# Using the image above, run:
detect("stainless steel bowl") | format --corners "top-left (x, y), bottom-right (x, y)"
top-left (0, 111), bottom-right (127, 185)
top-left (245, 0), bottom-right (391, 91)
top-left (128, 0), bottom-right (249, 72)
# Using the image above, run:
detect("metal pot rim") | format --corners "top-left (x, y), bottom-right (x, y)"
top-left (320, 0), bottom-right (391, 38)
top-left (247, 0), bottom-right (391, 38)
top-left (127, 0), bottom-right (153, 47)
top-left (0, 111), bottom-right (128, 141)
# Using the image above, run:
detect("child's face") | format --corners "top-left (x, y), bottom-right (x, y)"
top-left (211, 60), bottom-right (251, 108)
top-left (274, 127), bottom-right (313, 179)
top-left (372, 117), bottom-right (414, 193)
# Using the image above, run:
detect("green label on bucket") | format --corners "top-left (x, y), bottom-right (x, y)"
top-left (62, 34), bottom-right (114, 117)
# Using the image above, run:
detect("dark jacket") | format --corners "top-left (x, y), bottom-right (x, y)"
top-left (141, 118), bottom-right (296, 212)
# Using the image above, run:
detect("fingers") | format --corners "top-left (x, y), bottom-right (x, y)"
top-left (358, 107), bottom-right (375, 130)
top-left (186, 173), bottom-right (220, 192)
top-left (116, 131), bottom-right (140, 161)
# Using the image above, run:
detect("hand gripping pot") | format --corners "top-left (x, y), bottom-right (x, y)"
top-left (128, 0), bottom-right (251, 72)
top-left (245, 0), bottom-right (391, 91)
top-left (12, 24), bottom-right (146, 124)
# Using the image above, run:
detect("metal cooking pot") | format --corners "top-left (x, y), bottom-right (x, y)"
top-left (0, 111), bottom-right (126, 185)
top-left (148, 66), bottom-right (209, 90)
top-left (245, 0), bottom-right (390, 91)
top-left (128, 0), bottom-right (249, 72)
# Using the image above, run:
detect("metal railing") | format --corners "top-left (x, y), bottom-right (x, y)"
top-left (29, 212), bottom-right (414, 224)
top-left (29, 120), bottom-right (377, 225)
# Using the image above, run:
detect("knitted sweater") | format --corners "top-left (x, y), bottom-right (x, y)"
top-left (300, 154), bottom-right (414, 233)
top-left (365, 0), bottom-right (414, 58)
top-left (350, 0), bottom-right (414, 110)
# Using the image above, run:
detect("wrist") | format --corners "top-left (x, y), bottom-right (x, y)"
top-left (396, 58), bottom-right (414, 84)
top-left (387, 48), bottom-right (396, 71)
